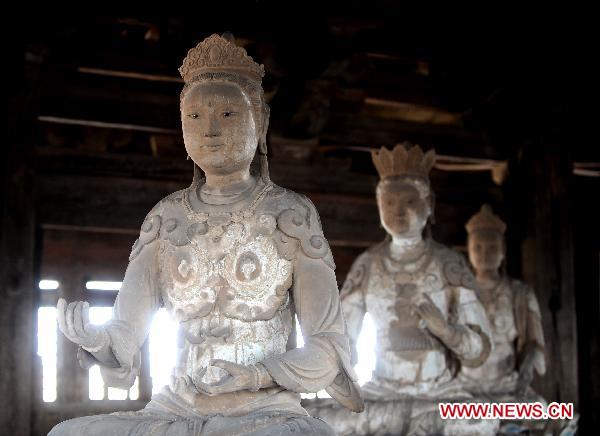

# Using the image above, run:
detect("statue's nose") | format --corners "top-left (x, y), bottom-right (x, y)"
top-left (204, 112), bottom-right (221, 137)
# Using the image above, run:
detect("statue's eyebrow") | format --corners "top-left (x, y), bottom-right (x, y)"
top-left (209, 95), bottom-right (242, 106)
top-left (183, 101), bottom-right (204, 109)
top-left (185, 97), bottom-right (241, 109)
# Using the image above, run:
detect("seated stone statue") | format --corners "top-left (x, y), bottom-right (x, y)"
top-left (311, 144), bottom-right (498, 435)
top-left (459, 205), bottom-right (547, 432)
top-left (49, 33), bottom-right (363, 436)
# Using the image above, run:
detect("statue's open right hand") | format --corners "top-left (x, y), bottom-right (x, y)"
top-left (57, 298), bottom-right (106, 351)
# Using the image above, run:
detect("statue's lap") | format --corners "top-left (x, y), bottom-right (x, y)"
top-left (49, 409), bottom-right (334, 436)
top-left (50, 387), bottom-right (335, 436)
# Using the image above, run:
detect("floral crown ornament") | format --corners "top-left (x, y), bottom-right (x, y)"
top-left (466, 204), bottom-right (507, 235)
top-left (179, 33), bottom-right (265, 84)
top-left (371, 143), bottom-right (436, 182)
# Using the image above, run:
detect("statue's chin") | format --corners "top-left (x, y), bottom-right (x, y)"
top-left (192, 157), bottom-right (227, 172)
top-left (385, 224), bottom-right (425, 239)
top-left (481, 262), bottom-right (502, 271)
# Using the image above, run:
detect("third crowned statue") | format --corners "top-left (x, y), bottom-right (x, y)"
top-left (460, 205), bottom-right (546, 400)
top-left (459, 205), bottom-right (548, 433)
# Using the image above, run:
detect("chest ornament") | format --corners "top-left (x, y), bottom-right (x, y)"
top-left (160, 191), bottom-right (293, 323)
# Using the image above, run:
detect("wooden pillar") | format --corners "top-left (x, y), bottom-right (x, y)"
top-left (0, 41), bottom-right (40, 434)
top-left (56, 270), bottom-right (88, 403)
top-left (0, 145), bottom-right (36, 434)
top-left (520, 143), bottom-right (579, 405)
top-left (572, 174), bottom-right (600, 431)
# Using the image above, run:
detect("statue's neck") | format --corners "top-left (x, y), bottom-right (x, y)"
top-left (200, 168), bottom-right (256, 205)
top-left (389, 235), bottom-right (426, 261)
top-left (475, 269), bottom-right (502, 288)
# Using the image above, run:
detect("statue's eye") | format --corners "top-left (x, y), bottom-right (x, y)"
top-left (222, 111), bottom-right (236, 118)
top-left (188, 113), bottom-right (199, 119)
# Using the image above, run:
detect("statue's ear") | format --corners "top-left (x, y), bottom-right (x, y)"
top-left (257, 103), bottom-right (272, 182)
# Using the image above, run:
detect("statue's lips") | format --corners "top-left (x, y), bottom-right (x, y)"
top-left (202, 144), bottom-right (223, 151)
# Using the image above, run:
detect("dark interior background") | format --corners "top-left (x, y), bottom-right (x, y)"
top-left (2, 4), bottom-right (597, 435)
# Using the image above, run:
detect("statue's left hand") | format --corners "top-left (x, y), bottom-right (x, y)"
top-left (515, 347), bottom-right (536, 396)
top-left (194, 360), bottom-right (265, 396)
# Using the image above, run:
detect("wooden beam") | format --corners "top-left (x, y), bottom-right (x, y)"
top-left (78, 67), bottom-right (183, 83)
top-left (363, 98), bottom-right (461, 126)
top-left (321, 112), bottom-right (499, 159)
top-left (38, 116), bottom-right (180, 135)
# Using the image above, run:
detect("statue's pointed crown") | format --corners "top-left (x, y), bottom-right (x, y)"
top-left (179, 33), bottom-right (265, 84)
top-left (466, 204), bottom-right (507, 234)
top-left (371, 143), bottom-right (436, 181)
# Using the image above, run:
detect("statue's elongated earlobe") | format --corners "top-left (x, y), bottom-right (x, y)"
top-left (259, 104), bottom-right (271, 183)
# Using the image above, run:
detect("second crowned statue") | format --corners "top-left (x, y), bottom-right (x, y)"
top-left (312, 144), bottom-right (499, 435)
top-left (49, 33), bottom-right (363, 436)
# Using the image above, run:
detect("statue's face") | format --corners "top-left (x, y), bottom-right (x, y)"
top-left (376, 179), bottom-right (431, 238)
top-left (181, 82), bottom-right (258, 176)
top-left (468, 229), bottom-right (505, 272)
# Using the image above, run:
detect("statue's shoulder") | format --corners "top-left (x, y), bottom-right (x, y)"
top-left (509, 277), bottom-right (534, 295)
top-left (146, 188), bottom-right (188, 217)
top-left (355, 247), bottom-right (377, 266)
top-left (129, 189), bottom-right (189, 260)
top-left (263, 184), bottom-right (322, 228)
top-left (357, 240), bottom-right (388, 265)
top-left (430, 240), bottom-right (477, 289)
top-left (265, 184), bottom-right (335, 269)
top-left (340, 247), bottom-right (379, 298)
top-left (368, 239), bottom-right (388, 253)
top-left (508, 278), bottom-right (540, 313)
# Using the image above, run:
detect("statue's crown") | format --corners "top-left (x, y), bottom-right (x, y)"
top-left (371, 143), bottom-right (436, 181)
top-left (179, 33), bottom-right (265, 84)
top-left (466, 204), bottom-right (506, 234)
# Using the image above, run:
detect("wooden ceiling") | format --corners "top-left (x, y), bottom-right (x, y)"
top-left (11, 8), bottom-right (592, 261)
